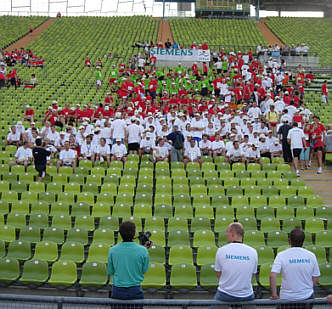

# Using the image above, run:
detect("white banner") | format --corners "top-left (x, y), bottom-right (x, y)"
top-left (150, 48), bottom-right (210, 62)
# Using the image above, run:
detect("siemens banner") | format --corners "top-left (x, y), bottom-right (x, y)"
top-left (151, 48), bottom-right (210, 63)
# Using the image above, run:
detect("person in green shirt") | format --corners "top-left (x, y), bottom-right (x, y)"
top-left (108, 221), bottom-right (150, 307)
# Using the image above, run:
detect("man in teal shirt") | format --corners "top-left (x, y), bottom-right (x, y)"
top-left (108, 221), bottom-right (150, 307)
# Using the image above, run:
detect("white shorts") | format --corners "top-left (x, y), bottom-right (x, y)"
top-left (96, 80), bottom-right (101, 86)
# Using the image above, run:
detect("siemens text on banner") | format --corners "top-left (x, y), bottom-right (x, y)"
top-left (150, 48), bottom-right (211, 62)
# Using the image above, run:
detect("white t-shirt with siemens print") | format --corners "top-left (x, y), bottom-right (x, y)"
top-left (287, 127), bottom-right (305, 149)
top-left (215, 243), bottom-right (258, 297)
top-left (271, 247), bottom-right (320, 301)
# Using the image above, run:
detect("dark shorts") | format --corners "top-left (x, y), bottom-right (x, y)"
top-left (128, 143), bottom-right (139, 151)
top-left (292, 148), bottom-right (302, 159)
top-left (111, 285), bottom-right (143, 309)
top-left (314, 146), bottom-right (323, 152)
top-left (35, 164), bottom-right (46, 178)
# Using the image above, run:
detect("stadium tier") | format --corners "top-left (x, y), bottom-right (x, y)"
top-left (0, 16), bottom-right (48, 49)
top-left (0, 15), bottom-right (331, 293)
top-left (0, 157), bottom-right (331, 289)
top-left (265, 17), bottom-right (332, 67)
top-left (169, 18), bottom-right (267, 50)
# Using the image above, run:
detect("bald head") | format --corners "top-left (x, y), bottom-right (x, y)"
top-left (226, 222), bottom-right (244, 243)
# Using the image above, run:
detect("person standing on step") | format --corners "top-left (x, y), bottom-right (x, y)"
top-left (287, 121), bottom-right (306, 177)
top-left (33, 138), bottom-right (51, 182)
top-left (278, 119), bottom-right (292, 163)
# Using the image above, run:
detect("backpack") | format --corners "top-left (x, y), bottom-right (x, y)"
top-left (173, 133), bottom-right (183, 150)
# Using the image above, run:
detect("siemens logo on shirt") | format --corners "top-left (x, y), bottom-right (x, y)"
top-left (289, 258), bottom-right (311, 264)
top-left (226, 254), bottom-right (250, 261)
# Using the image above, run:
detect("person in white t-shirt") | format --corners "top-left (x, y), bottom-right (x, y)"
top-left (126, 117), bottom-right (142, 154)
top-left (111, 112), bottom-right (126, 143)
top-left (226, 141), bottom-right (244, 164)
top-left (9, 141), bottom-right (33, 168)
top-left (57, 141), bottom-right (77, 172)
top-left (79, 135), bottom-right (94, 161)
top-left (211, 133), bottom-right (225, 159)
top-left (184, 138), bottom-right (202, 168)
top-left (140, 132), bottom-right (154, 157)
top-left (287, 122), bottom-right (306, 176)
top-left (270, 228), bottom-right (320, 304)
top-left (190, 113), bottom-right (205, 142)
top-left (245, 143), bottom-right (261, 167)
top-left (199, 134), bottom-right (211, 156)
top-left (270, 140), bottom-right (283, 158)
top-left (152, 138), bottom-right (169, 162)
top-left (6, 126), bottom-right (21, 147)
top-left (214, 222), bottom-right (257, 302)
top-left (93, 137), bottom-right (111, 167)
top-left (111, 138), bottom-right (127, 163)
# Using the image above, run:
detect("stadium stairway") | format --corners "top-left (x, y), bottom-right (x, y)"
top-left (157, 19), bottom-right (173, 44)
top-left (301, 162), bottom-right (332, 207)
top-left (257, 18), bottom-right (283, 47)
top-left (5, 18), bottom-right (55, 51)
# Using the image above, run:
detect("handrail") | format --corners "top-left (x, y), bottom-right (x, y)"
top-left (0, 293), bottom-right (328, 306)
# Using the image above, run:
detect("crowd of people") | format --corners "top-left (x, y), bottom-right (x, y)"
top-left (0, 48), bottom-right (42, 89)
top-left (4, 41), bottom-right (328, 180)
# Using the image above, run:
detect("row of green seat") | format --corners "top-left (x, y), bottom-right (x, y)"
top-left (0, 216), bottom-right (330, 244)
top-left (1, 258), bottom-right (332, 289)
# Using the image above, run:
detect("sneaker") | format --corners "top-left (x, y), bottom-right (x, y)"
top-left (296, 170), bottom-right (300, 177)
top-left (317, 168), bottom-right (322, 174)
top-left (308, 161), bottom-right (312, 167)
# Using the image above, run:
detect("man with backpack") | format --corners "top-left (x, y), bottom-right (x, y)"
top-left (166, 125), bottom-right (184, 162)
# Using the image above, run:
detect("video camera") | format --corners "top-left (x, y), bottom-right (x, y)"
top-left (138, 231), bottom-right (152, 248)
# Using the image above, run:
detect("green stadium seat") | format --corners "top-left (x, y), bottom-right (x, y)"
top-left (33, 241), bottom-right (58, 262)
top-left (192, 230), bottom-right (215, 248)
top-left (59, 241), bottom-right (85, 263)
top-left (0, 258), bottom-right (20, 284)
top-left (20, 259), bottom-right (49, 285)
top-left (48, 260), bottom-right (77, 286)
top-left (168, 230), bottom-right (190, 246)
top-left (267, 231), bottom-right (288, 248)
top-left (6, 240), bottom-right (31, 261)
top-left (0, 225), bottom-right (16, 243)
top-left (79, 262), bottom-right (108, 287)
top-left (67, 228), bottom-right (89, 246)
top-left (255, 246), bottom-right (274, 265)
top-left (200, 263), bottom-right (218, 289)
top-left (142, 262), bottom-right (166, 288)
top-left (170, 263), bottom-right (197, 288)
top-left (93, 228), bottom-right (115, 246)
top-left (87, 243), bottom-right (110, 263)
top-left (168, 245), bottom-right (193, 265)
top-left (196, 246), bottom-right (218, 266)
top-left (304, 245), bottom-right (327, 264)
top-left (319, 264), bottom-right (332, 287)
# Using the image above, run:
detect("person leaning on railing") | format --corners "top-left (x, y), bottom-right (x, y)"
top-left (107, 221), bottom-right (150, 308)
top-left (270, 228), bottom-right (320, 308)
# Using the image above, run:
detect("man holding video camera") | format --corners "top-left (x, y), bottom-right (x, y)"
top-left (107, 221), bottom-right (150, 308)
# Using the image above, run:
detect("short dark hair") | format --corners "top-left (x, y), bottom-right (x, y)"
top-left (35, 138), bottom-right (42, 146)
top-left (229, 222), bottom-right (244, 238)
top-left (290, 227), bottom-right (305, 247)
top-left (293, 121), bottom-right (298, 127)
top-left (119, 221), bottom-right (136, 242)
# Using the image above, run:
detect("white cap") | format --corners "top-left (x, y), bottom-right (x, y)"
top-left (260, 134), bottom-right (266, 139)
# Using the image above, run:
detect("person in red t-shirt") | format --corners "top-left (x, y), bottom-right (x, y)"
top-left (309, 116), bottom-right (325, 174)
top-left (84, 57), bottom-right (92, 67)
top-left (321, 80), bottom-right (328, 104)
top-left (201, 42), bottom-right (208, 50)
top-left (23, 105), bottom-right (34, 122)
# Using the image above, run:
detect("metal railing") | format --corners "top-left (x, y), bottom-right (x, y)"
top-left (0, 294), bottom-right (329, 309)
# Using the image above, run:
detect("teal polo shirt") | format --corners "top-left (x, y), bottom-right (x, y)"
top-left (107, 242), bottom-right (150, 287)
